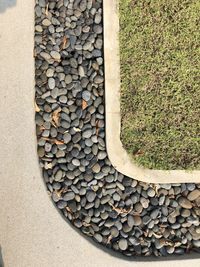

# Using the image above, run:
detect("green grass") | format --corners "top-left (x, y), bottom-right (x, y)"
top-left (119, 0), bottom-right (200, 170)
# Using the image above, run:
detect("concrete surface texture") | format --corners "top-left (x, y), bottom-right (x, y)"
top-left (104, 0), bottom-right (200, 184)
top-left (0, 1), bottom-right (200, 266)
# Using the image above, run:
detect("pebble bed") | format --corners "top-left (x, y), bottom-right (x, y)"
top-left (35, 0), bottom-right (200, 258)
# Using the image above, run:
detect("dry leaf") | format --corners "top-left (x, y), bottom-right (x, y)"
top-left (73, 127), bottom-right (81, 132)
top-left (66, 206), bottom-right (72, 214)
top-left (95, 120), bottom-right (99, 136)
top-left (82, 221), bottom-right (91, 227)
top-left (106, 235), bottom-right (112, 244)
top-left (152, 232), bottom-right (163, 238)
top-left (45, 3), bottom-right (49, 16)
top-left (40, 126), bottom-right (45, 131)
top-left (41, 137), bottom-right (64, 145)
top-left (54, 139), bottom-right (64, 145)
top-left (55, 188), bottom-right (67, 198)
top-left (133, 149), bottom-right (144, 157)
top-left (52, 108), bottom-right (61, 127)
top-left (61, 36), bottom-right (68, 50)
top-left (45, 162), bottom-right (53, 169)
top-left (82, 99), bottom-right (88, 110)
top-left (35, 101), bottom-right (40, 112)
top-left (174, 241), bottom-right (182, 247)
top-left (55, 189), bottom-right (62, 198)
top-left (109, 202), bottom-right (132, 215)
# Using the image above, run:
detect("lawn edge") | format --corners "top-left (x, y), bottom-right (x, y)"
top-left (103, 0), bottom-right (200, 184)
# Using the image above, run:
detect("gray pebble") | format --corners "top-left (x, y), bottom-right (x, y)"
top-left (63, 191), bottom-right (75, 201)
top-left (86, 191), bottom-right (96, 202)
top-left (118, 239), bottom-right (128, 251)
top-left (63, 133), bottom-right (71, 144)
top-left (50, 51), bottom-right (61, 61)
top-left (82, 129), bottom-right (92, 139)
top-left (48, 78), bottom-right (55, 89)
top-left (94, 233), bottom-right (103, 243)
top-left (55, 170), bottom-right (62, 181)
top-left (82, 90), bottom-right (91, 101)
top-left (65, 75), bottom-right (72, 84)
top-left (178, 197), bottom-right (192, 209)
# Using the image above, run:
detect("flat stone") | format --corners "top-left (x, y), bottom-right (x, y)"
top-left (82, 90), bottom-right (91, 101)
top-left (188, 190), bottom-right (200, 201)
top-left (133, 216), bottom-right (142, 226)
top-left (55, 170), bottom-right (62, 181)
top-left (178, 197), bottom-right (192, 209)
top-left (95, 13), bottom-right (102, 24)
top-left (118, 239), bottom-right (128, 251)
top-left (92, 163), bottom-right (101, 173)
top-left (143, 215), bottom-right (151, 225)
top-left (150, 209), bottom-right (160, 219)
top-left (127, 215), bottom-right (134, 228)
top-left (50, 51), bottom-right (61, 61)
top-left (78, 66), bottom-right (85, 77)
top-left (86, 191), bottom-right (96, 202)
top-left (42, 19), bottom-right (51, 26)
top-left (35, 25), bottom-right (43, 32)
top-left (94, 75), bottom-right (104, 84)
top-left (48, 78), bottom-right (55, 89)
top-left (97, 151), bottom-right (107, 160)
top-left (63, 191), bottom-right (75, 201)
top-left (63, 133), bottom-right (71, 144)
top-left (193, 240), bottom-right (200, 248)
top-left (65, 75), bottom-right (72, 84)
top-left (94, 233), bottom-right (103, 243)
top-left (82, 129), bottom-right (92, 139)
top-left (40, 52), bottom-right (51, 60)
top-left (147, 188), bottom-right (156, 197)
top-left (46, 68), bottom-right (54, 77)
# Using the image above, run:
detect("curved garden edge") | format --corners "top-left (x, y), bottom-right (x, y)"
top-left (103, 0), bottom-right (200, 184)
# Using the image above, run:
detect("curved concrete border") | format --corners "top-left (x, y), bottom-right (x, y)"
top-left (103, 0), bottom-right (200, 184)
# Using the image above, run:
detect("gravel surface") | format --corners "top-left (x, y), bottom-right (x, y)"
top-left (35, 0), bottom-right (200, 258)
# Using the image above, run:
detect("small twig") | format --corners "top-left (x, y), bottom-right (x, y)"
top-left (109, 202), bottom-right (132, 215)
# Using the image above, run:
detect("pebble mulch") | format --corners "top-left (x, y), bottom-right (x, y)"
top-left (35, 0), bottom-right (200, 257)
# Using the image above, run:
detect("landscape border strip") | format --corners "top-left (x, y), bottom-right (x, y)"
top-left (103, 0), bottom-right (200, 184)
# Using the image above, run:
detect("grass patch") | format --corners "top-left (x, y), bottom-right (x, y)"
top-left (119, 0), bottom-right (200, 170)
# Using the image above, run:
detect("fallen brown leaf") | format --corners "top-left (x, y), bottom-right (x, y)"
top-left (152, 232), bottom-right (163, 238)
top-left (82, 221), bottom-right (91, 227)
top-left (61, 36), bottom-right (68, 50)
top-left (109, 202), bottom-right (132, 215)
top-left (45, 3), bottom-right (49, 16)
top-left (73, 127), bottom-right (81, 132)
top-left (45, 162), bottom-right (53, 169)
top-left (95, 120), bottom-right (99, 136)
top-left (106, 235), bottom-right (112, 244)
top-left (66, 206), bottom-right (72, 214)
top-left (52, 107), bottom-right (61, 127)
top-left (41, 137), bottom-right (64, 145)
top-left (35, 101), bottom-right (40, 112)
top-left (133, 149), bottom-right (144, 157)
top-left (54, 139), bottom-right (65, 145)
top-left (82, 99), bottom-right (88, 110)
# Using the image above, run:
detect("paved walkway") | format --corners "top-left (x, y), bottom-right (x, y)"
top-left (0, 1), bottom-right (199, 266)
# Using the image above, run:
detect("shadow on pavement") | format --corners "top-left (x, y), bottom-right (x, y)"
top-left (0, 246), bottom-right (4, 267)
top-left (0, 0), bottom-right (16, 13)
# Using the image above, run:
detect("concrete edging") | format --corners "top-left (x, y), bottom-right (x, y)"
top-left (103, 0), bottom-right (200, 184)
